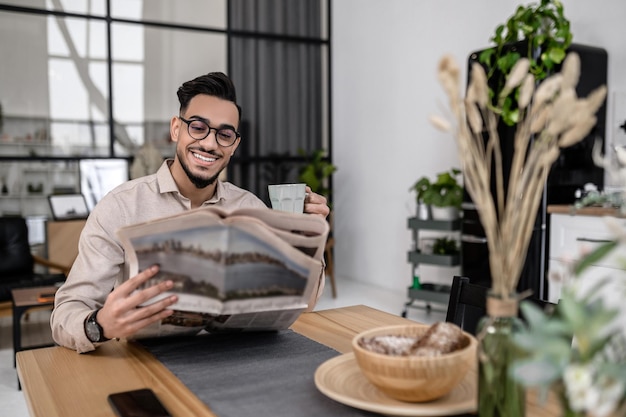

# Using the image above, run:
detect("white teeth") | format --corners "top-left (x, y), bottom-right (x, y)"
top-left (193, 153), bottom-right (216, 162)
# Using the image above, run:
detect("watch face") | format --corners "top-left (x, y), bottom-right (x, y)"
top-left (86, 316), bottom-right (102, 342)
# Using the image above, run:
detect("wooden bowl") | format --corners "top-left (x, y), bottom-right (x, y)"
top-left (351, 324), bottom-right (476, 402)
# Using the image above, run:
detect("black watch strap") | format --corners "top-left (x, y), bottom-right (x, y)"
top-left (85, 308), bottom-right (109, 343)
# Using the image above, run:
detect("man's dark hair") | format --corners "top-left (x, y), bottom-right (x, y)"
top-left (177, 72), bottom-right (242, 124)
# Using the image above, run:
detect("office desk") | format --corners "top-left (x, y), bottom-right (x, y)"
top-left (11, 286), bottom-right (57, 367)
top-left (16, 305), bottom-right (559, 417)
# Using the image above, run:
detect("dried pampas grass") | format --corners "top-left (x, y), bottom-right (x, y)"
top-left (434, 53), bottom-right (607, 299)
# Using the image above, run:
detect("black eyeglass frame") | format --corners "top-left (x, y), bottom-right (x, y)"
top-left (178, 116), bottom-right (240, 147)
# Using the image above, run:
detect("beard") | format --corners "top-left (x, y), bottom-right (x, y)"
top-left (178, 149), bottom-right (222, 189)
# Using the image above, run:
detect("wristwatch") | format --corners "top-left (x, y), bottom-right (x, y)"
top-left (85, 309), bottom-right (109, 343)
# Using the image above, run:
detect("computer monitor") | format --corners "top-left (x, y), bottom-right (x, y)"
top-left (48, 194), bottom-right (89, 220)
top-left (79, 158), bottom-right (129, 211)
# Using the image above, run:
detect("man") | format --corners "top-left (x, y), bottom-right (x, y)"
top-left (51, 72), bottom-right (330, 352)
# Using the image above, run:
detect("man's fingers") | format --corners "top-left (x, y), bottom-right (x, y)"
top-left (303, 188), bottom-right (330, 218)
top-left (104, 264), bottom-right (173, 318)
top-left (103, 294), bottom-right (178, 339)
top-left (118, 308), bottom-right (176, 338)
top-left (117, 265), bottom-right (161, 296)
top-left (305, 187), bottom-right (326, 204)
top-left (132, 294), bottom-right (178, 321)
top-left (125, 278), bottom-right (175, 310)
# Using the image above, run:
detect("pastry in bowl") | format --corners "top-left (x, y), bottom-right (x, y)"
top-left (352, 322), bottom-right (476, 402)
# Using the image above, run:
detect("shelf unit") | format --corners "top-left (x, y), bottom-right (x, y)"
top-left (0, 115), bottom-right (173, 219)
top-left (402, 217), bottom-right (461, 317)
top-left (0, 159), bottom-right (81, 217)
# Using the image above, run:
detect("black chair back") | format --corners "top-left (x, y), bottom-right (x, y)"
top-left (446, 275), bottom-right (557, 335)
top-left (446, 276), bottom-right (488, 335)
top-left (0, 216), bottom-right (34, 276)
top-left (0, 216), bottom-right (66, 302)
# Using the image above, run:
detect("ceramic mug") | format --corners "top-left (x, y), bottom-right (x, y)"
top-left (268, 183), bottom-right (306, 213)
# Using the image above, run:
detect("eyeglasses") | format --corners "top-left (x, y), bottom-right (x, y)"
top-left (179, 116), bottom-right (240, 147)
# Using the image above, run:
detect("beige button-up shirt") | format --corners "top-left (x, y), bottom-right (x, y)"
top-left (51, 160), bottom-right (322, 353)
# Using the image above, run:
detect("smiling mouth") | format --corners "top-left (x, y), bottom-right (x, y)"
top-left (192, 152), bottom-right (217, 163)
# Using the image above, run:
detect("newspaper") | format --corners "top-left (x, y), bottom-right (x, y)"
top-left (116, 207), bottom-right (329, 338)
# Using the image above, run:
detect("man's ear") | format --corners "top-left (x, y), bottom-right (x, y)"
top-left (170, 116), bottom-right (181, 143)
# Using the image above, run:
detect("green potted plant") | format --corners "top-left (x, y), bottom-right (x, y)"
top-left (477, 0), bottom-right (572, 126)
top-left (411, 168), bottom-right (463, 220)
top-left (297, 149), bottom-right (337, 199)
top-left (432, 236), bottom-right (460, 255)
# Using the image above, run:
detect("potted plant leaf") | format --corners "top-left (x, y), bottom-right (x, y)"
top-left (477, 0), bottom-right (572, 125)
top-left (412, 168), bottom-right (463, 220)
top-left (297, 149), bottom-right (337, 200)
top-left (432, 236), bottom-right (460, 256)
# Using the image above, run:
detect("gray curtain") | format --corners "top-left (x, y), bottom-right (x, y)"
top-left (228, 0), bottom-right (325, 203)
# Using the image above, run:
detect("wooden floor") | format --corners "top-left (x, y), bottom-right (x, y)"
top-left (0, 308), bottom-right (54, 416)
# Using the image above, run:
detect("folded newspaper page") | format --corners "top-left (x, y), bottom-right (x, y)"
top-left (116, 207), bottom-right (329, 338)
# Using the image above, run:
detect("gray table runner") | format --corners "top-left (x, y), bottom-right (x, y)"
top-left (139, 330), bottom-right (377, 417)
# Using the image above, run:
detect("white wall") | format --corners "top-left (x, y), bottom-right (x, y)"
top-left (331, 0), bottom-right (626, 295)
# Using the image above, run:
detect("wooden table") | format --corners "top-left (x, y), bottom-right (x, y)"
top-left (547, 204), bottom-right (624, 217)
top-left (16, 305), bottom-right (560, 417)
top-left (11, 286), bottom-right (58, 366)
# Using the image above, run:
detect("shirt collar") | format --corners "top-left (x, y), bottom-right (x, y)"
top-left (207, 180), bottom-right (228, 204)
top-left (156, 159), bottom-right (179, 194)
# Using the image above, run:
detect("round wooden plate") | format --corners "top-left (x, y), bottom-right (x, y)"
top-left (314, 353), bottom-right (477, 416)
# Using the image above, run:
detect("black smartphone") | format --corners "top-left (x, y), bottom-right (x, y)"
top-left (107, 388), bottom-right (172, 417)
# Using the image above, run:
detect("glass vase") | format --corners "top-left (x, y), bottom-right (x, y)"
top-left (477, 294), bottom-right (525, 417)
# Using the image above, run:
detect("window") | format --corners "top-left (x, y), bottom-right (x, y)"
top-left (0, 0), bottom-right (331, 208)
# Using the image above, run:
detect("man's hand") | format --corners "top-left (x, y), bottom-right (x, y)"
top-left (97, 265), bottom-right (178, 340)
top-left (303, 186), bottom-right (330, 218)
